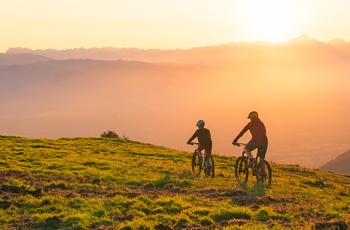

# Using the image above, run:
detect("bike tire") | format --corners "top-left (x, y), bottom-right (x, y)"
top-left (235, 156), bottom-right (249, 184)
top-left (255, 160), bottom-right (272, 187)
top-left (204, 155), bottom-right (215, 178)
top-left (191, 151), bottom-right (202, 176)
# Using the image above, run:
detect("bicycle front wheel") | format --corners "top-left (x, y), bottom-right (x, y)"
top-left (235, 156), bottom-right (248, 184)
top-left (191, 152), bottom-right (202, 176)
top-left (256, 160), bottom-right (272, 187)
top-left (204, 155), bottom-right (214, 178)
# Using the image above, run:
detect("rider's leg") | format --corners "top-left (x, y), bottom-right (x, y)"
top-left (244, 142), bottom-right (256, 165)
top-left (257, 143), bottom-right (268, 160)
top-left (244, 147), bottom-right (254, 159)
top-left (257, 143), bottom-right (268, 171)
top-left (197, 145), bottom-right (204, 160)
top-left (204, 146), bottom-right (212, 168)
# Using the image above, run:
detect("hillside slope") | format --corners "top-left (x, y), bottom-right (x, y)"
top-left (0, 135), bottom-right (349, 229)
top-left (319, 150), bottom-right (350, 175)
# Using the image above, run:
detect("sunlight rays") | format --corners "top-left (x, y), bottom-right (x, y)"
top-left (240, 1), bottom-right (302, 42)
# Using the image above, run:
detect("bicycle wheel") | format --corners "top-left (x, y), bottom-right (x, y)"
top-left (191, 151), bottom-right (202, 176)
top-left (255, 160), bottom-right (272, 187)
top-left (235, 156), bottom-right (248, 184)
top-left (204, 155), bottom-right (214, 178)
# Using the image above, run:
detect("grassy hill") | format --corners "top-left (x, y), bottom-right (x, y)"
top-left (0, 135), bottom-right (349, 229)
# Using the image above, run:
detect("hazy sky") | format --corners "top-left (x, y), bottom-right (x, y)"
top-left (1, 0), bottom-right (350, 52)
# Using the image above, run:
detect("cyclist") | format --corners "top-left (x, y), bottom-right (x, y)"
top-left (187, 120), bottom-right (213, 168)
top-left (232, 111), bottom-right (268, 167)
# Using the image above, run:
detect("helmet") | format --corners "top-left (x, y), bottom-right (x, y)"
top-left (247, 111), bottom-right (259, 119)
top-left (196, 120), bottom-right (205, 127)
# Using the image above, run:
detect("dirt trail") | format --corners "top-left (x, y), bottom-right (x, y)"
top-left (0, 170), bottom-right (291, 205)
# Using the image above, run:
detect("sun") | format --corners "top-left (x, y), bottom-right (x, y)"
top-left (244, 1), bottom-right (298, 42)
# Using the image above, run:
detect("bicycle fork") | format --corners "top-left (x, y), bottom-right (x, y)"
top-left (239, 157), bottom-right (248, 174)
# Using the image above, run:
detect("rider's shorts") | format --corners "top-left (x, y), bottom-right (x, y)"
top-left (245, 141), bottom-right (268, 159)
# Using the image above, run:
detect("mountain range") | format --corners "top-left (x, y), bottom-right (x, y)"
top-left (1, 35), bottom-right (349, 171)
top-left (5, 34), bottom-right (350, 64)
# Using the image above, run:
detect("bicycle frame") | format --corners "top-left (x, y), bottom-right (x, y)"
top-left (234, 143), bottom-right (272, 186)
top-left (190, 142), bottom-right (214, 178)
top-left (191, 143), bottom-right (207, 167)
top-left (238, 143), bottom-right (260, 174)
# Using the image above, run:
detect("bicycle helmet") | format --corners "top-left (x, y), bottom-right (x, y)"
top-left (247, 111), bottom-right (259, 119)
top-left (196, 120), bottom-right (205, 127)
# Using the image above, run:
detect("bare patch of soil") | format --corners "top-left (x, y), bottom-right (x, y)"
top-left (313, 221), bottom-right (350, 230)
top-left (0, 170), bottom-right (272, 203)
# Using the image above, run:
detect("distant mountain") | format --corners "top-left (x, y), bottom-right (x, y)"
top-left (6, 35), bottom-right (350, 64)
top-left (6, 46), bottom-right (193, 63)
top-left (319, 150), bottom-right (350, 175)
top-left (0, 53), bottom-right (51, 66)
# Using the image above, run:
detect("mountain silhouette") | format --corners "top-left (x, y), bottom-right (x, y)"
top-left (0, 53), bottom-right (51, 66)
top-left (6, 35), bottom-right (350, 64)
top-left (319, 150), bottom-right (350, 175)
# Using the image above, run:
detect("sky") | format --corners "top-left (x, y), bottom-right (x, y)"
top-left (1, 0), bottom-right (350, 52)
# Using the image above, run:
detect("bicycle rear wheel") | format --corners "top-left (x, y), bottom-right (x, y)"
top-left (191, 151), bottom-right (202, 176)
top-left (204, 155), bottom-right (214, 178)
top-left (255, 160), bottom-right (272, 187)
top-left (235, 156), bottom-right (248, 184)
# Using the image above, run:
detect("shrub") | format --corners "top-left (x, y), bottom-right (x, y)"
top-left (101, 130), bottom-right (120, 138)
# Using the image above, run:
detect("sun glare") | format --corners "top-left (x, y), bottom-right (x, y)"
top-left (244, 1), bottom-right (298, 42)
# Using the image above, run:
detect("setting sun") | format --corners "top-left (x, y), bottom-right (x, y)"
top-left (243, 1), bottom-right (301, 42)
top-left (1, 1), bottom-right (350, 51)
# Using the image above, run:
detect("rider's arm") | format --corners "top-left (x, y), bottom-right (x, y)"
top-left (233, 124), bottom-right (249, 144)
top-left (187, 131), bottom-right (198, 144)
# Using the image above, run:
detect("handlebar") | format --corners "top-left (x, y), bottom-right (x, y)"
top-left (189, 142), bottom-right (246, 147)
top-left (233, 143), bottom-right (246, 147)
top-left (188, 142), bottom-right (199, 146)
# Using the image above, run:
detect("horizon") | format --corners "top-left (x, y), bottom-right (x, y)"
top-left (2, 34), bottom-right (350, 54)
top-left (2, 1), bottom-right (350, 52)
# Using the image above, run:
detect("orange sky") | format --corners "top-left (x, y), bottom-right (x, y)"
top-left (1, 0), bottom-right (350, 52)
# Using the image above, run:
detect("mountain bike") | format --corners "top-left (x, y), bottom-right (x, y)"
top-left (234, 143), bottom-right (272, 186)
top-left (189, 142), bottom-right (214, 178)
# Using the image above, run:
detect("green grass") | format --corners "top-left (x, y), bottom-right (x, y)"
top-left (0, 135), bottom-right (349, 229)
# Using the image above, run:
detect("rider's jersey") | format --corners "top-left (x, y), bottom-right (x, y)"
top-left (235, 117), bottom-right (268, 143)
top-left (187, 128), bottom-right (212, 147)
